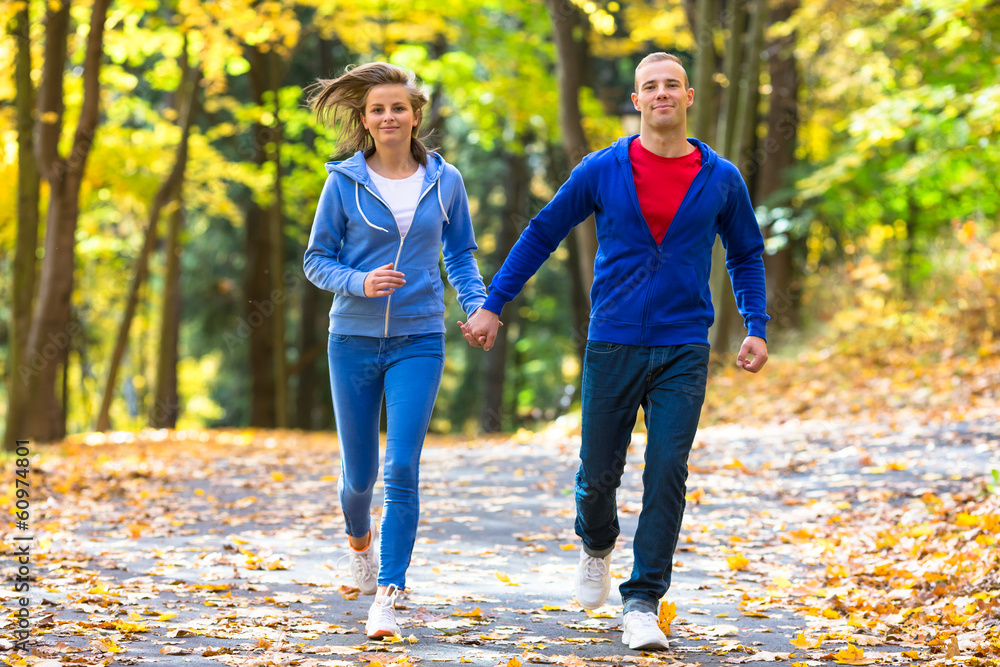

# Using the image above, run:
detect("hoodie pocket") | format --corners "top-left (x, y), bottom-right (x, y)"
top-left (392, 268), bottom-right (444, 318)
top-left (647, 262), bottom-right (706, 322)
top-left (331, 274), bottom-right (383, 318)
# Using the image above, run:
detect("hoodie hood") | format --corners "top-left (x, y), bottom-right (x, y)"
top-left (325, 149), bottom-right (446, 184)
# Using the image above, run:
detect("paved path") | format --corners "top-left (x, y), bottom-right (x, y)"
top-left (3, 410), bottom-right (998, 666)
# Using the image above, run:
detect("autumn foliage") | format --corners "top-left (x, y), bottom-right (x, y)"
top-left (705, 224), bottom-right (1000, 425)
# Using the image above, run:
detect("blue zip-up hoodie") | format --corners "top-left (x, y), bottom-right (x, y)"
top-left (304, 150), bottom-right (487, 337)
top-left (481, 136), bottom-right (769, 346)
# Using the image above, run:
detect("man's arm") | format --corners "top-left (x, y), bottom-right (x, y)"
top-left (718, 168), bottom-right (770, 370)
top-left (462, 157), bottom-right (597, 348)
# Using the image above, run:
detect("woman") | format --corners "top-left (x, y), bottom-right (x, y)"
top-left (303, 63), bottom-right (487, 639)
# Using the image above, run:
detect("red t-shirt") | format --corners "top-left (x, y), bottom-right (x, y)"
top-left (629, 138), bottom-right (702, 245)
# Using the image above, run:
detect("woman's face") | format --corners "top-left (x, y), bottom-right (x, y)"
top-left (361, 84), bottom-right (419, 150)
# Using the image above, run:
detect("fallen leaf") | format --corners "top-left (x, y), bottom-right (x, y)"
top-left (727, 553), bottom-right (750, 571)
top-left (453, 607), bottom-right (484, 618)
top-left (658, 601), bottom-right (676, 636)
top-left (789, 632), bottom-right (822, 649)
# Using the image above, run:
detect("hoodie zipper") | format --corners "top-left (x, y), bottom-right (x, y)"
top-left (622, 138), bottom-right (712, 344)
top-left (362, 180), bottom-right (441, 337)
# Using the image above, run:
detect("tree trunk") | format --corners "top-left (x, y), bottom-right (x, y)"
top-left (295, 276), bottom-right (323, 430)
top-left (481, 149), bottom-right (529, 433)
top-left (245, 47), bottom-right (277, 427)
top-left (709, 0), bottom-right (750, 356)
top-left (151, 201), bottom-right (183, 428)
top-left (96, 65), bottom-right (200, 432)
top-left (424, 35), bottom-right (448, 143)
top-left (736, 0), bottom-right (769, 179)
top-left (544, 0), bottom-right (595, 356)
top-left (758, 0), bottom-right (801, 331)
top-left (14, 0), bottom-right (110, 443)
top-left (691, 0), bottom-right (717, 142)
top-left (3, 4), bottom-right (42, 452)
top-left (718, 0), bottom-right (748, 160)
top-left (294, 36), bottom-right (339, 432)
top-left (268, 51), bottom-right (288, 429)
top-left (151, 40), bottom-right (198, 430)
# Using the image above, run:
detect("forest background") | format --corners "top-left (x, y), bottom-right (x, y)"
top-left (2, 0), bottom-right (998, 450)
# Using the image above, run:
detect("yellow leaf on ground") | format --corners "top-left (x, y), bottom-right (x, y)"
top-left (946, 636), bottom-right (959, 658)
top-left (561, 544), bottom-right (577, 550)
top-left (506, 659), bottom-right (522, 667)
top-left (789, 632), bottom-right (822, 649)
top-left (727, 553), bottom-right (750, 571)
top-left (271, 471), bottom-right (285, 482)
top-left (453, 607), bottom-right (483, 617)
top-left (338, 585), bottom-right (359, 600)
top-left (658, 601), bottom-right (676, 635)
top-left (115, 618), bottom-right (148, 633)
top-left (495, 571), bottom-right (519, 585)
top-left (97, 636), bottom-right (123, 653)
top-left (833, 644), bottom-right (874, 665)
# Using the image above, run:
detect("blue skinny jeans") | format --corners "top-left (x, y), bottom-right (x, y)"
top-left (327, 332), bottom-right (445, 590)
top-left (575, 341), bottom-right (710, 609)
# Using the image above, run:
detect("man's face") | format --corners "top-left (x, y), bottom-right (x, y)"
top-left (631, 60), bottom-right (694, 131)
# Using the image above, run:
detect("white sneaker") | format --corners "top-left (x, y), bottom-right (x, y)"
top-left (574, 549), bottom-right (612, 609)
top-left (622, 610), bottom-right (670, 650)
top-left (365, 585), bottom-right (400, 639)
top-left (349, 523), bottom-right (378, 595)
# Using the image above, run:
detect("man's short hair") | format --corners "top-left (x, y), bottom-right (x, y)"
top-left (634, 53), bottom-right (689, 92)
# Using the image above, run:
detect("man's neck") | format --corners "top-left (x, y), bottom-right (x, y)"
top-left (637, 126), bottom-right (693, 158)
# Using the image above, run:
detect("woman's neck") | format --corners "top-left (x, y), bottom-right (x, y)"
top-left (366, 145), bottom-right (419, 179)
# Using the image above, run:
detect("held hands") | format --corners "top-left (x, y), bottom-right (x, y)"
top-left (736, 336), bottom-right (768, 373)
top-left (458, 308), bottom-right (502, 351)
top-left (364, 263), bottom-right (405, 297)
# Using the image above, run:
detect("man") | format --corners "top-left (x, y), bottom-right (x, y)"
top-left (461, 53), bottom-right (769, 651)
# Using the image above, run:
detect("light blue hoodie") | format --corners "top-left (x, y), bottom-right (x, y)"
top-left (304, 150), bottom-right (487, 337)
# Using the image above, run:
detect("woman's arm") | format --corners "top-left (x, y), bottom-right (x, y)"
top-left (440, 167), bottom-right (488, 317)
top-left (303, 173), bottom-right (369, 296)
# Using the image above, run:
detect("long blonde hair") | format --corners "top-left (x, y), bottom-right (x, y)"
top-left (308, 62), bottom-right (430, 166)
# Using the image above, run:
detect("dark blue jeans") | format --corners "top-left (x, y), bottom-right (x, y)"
top-left (575, 341), bottom-right (709, 608)
top-left (327, 332), bottom-right (445, 590)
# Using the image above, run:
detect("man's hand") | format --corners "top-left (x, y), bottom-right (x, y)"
top-left (458, 308), bottom-right (502, 351)
top-left (736, 336), bottom-right (768, 373)
top-left (363, 263), bottom-right (406, 297)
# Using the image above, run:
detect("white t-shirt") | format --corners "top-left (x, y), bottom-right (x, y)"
top-left (366, 164), bottom-right (426, 238)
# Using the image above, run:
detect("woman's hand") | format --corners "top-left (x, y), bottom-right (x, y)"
top-left (363, 263), bottom-right (406, 297)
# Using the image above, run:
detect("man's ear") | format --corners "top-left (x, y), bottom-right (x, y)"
top-left (631, 92), bottom-right (640, 112)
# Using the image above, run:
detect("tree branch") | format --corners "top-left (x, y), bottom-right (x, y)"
top-left (67, 0), bottom-right (112, 179)
top-left (35, 0), bottom-right (70, 181)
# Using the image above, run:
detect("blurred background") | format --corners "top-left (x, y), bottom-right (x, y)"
top-left (1, 0), bottom-right (998, 448)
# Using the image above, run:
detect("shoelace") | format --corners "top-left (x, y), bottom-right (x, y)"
top-left (583, 556), bottom-right (609, 581)
top-left (350, 548), bottom-right (377, 580)
top-left (335, 546), bottom-right (375, 575)
top-left (372, 585), bottom-right (400, 623)
top-left (335, 529), bottom-right (376, 574)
